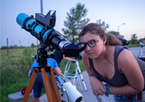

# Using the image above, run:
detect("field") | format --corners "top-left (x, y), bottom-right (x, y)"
top-left (0, 47), bottom-right (85, 102)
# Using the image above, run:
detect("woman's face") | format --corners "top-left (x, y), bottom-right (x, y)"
top-left (80, 32), bottom-right (106, 59)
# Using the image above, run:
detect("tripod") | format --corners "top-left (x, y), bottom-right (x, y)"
top-left (138, 45), bottom-right (145, 61)
top-left (64, 60), bottom-right (87, 91)
top-left (22, 44), bottom-right (61, 102)
top-left (138, 45), bottom-right (144, 57)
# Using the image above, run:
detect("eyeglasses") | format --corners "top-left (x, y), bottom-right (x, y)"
top-left (85, 37), bottom-right (101, 48)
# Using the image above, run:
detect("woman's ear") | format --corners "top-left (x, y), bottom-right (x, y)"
top-left (102, 35), bottom-right (107, 45)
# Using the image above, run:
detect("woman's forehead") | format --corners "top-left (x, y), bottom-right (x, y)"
top-left (80, 33), bottom-right (99, 42)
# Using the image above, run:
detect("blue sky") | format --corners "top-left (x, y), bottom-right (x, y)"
top-left (1, 0), bottom-right (145, 47)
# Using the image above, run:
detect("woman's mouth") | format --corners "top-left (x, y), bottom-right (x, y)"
top-left (87, 52), bottom-right (93, 55)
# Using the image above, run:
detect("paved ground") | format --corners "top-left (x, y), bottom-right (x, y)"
top-left (40, 47), bottom-right (145, 102)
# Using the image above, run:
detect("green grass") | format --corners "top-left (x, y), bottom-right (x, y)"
top-left (126, 44), bottom-right (141, 48)
top-left (0, 48), bottom-right (24, 58)
top-left (1, 47), bottom-right (37, 102)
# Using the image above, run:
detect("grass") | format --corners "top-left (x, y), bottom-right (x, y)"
top-left (1, 47), bottom-right (37, 102)
top-left (126, 44), bottom-right (141, 48)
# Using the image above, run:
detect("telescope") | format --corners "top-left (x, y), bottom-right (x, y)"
top-left (110, 33), bottom-right (129, 46)
top-left (16, 10), bottom-right (86, 57)
top-left (117, 36), bottom-right (129, 46)
top-left (138, 42), bottom-right (145, 47)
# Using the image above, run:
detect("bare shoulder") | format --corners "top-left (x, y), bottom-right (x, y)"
top-left (117, 48), bottom-right (142, 77)
top-left (118, 49), bottom-right (136, 65)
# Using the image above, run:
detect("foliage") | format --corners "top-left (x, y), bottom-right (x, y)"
top-left (1, 48), bottom-right (37, 102)
top-left (31, 43), bottom-right (36, 47)
top-left (138, 37), bottom-right (145, 43)
top-left (62, 2), bottom-right (90, 43)
top-left (130, 34), bottom-right (138, 44)
top-left (96, 19), bottom-right (109, 31)
top-left (0, 45), bottom-right (25, 50)
top-left (126, 44), bottom-right (141, 48)
top-left (108, 31), bottom-right (124, 38)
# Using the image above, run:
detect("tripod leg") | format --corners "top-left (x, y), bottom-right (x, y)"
top-left (49, 67), bottom-right (61, 102)
top-left (22, 69), bottom-right (38, 102)
top-left (76, 61), bottom-right (88, 91)
top-left (41, 68), bottom-right (55, 102)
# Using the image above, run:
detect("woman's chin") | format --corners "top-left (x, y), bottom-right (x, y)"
top-left (88, 55), bottom-right (95, 59)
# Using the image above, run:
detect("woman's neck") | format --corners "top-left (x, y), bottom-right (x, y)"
top-left (94, 45), bottom-right (114, 66)
top-left (94, 45), bottom-right (107, 61)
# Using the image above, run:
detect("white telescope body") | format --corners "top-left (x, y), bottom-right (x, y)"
top-left (63, 82), bottom-right (83, 102)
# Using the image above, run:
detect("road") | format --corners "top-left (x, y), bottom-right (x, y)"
top-left (40, 47), bottom-right (144, 102)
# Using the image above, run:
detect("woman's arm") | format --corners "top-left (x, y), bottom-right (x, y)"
top-left (109, 49), bottom-right (144, 95)
top-left (82, 52), bottom-right (93, 76)
top-left (82, 52), bottom-right (106, 96)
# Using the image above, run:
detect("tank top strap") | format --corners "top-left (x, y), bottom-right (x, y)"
top-left (114, 46), bottom-right (128, 71)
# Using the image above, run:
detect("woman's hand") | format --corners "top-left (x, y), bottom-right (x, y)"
top-left (90, 76), bottom-right (106, 96)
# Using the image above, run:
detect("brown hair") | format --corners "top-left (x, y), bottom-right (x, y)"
top-left (79, 23), bottom-right (122, 46)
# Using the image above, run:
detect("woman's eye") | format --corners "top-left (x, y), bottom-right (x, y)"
top-left (89, 41), bottom-right (94, 45)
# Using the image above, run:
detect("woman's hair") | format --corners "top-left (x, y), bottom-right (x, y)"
top-left (79, 23), bottom-right (122, 46)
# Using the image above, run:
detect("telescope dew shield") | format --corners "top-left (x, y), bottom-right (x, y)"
top-left (16, 13), bottom-right (42, 39)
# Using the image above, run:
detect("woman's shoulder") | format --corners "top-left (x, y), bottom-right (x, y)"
top-left (117, 48), bottom-right (136, 69)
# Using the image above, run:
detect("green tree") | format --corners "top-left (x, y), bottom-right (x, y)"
top-left (62, 3), bottom-right (90, 43)
top-left (31, 43), bottom-right (36, 47)
top-left (96, 19), bottom-right (109, 31)
top-left (108, 31), bottom-right (124, 38)
top-left (130, 34), bottom-right (138, 44)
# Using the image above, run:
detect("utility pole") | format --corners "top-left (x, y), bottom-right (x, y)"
top-left (37, 0), bottom-right (43, 48)
top-left (40, 0), bottom-right (43, 14)
top-left (118, 23), bottom-right (125, 34)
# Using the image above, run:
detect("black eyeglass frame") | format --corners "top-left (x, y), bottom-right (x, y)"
top-left (84, 37), bottom-right (101, 48)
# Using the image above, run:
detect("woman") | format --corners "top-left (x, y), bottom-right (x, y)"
top-left (79, 23), bottom-right (145, 102)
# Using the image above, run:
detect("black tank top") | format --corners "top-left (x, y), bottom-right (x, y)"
top-left (89, 46), bottom-right (145, 88)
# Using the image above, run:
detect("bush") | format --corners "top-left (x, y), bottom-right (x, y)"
top-left (1, 48), bottom-right (36, 102)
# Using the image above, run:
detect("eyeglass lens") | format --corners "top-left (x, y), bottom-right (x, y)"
top-left (87, 40), bottom-right (96, 47)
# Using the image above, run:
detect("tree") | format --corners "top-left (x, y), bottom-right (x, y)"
top-left (31, 43), bottom-right (35, 48)
top-left (130, 34), bottom-right (138, 44)
top-left (108, 31), bottom-right (124, 38)
top-left (96, 19), bottom-right (109, 31)
top-left (62, 3), bottom-right (90, 43)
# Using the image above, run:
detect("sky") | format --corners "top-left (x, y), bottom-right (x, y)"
top-left (1, 0), bottom-right (145, 47)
